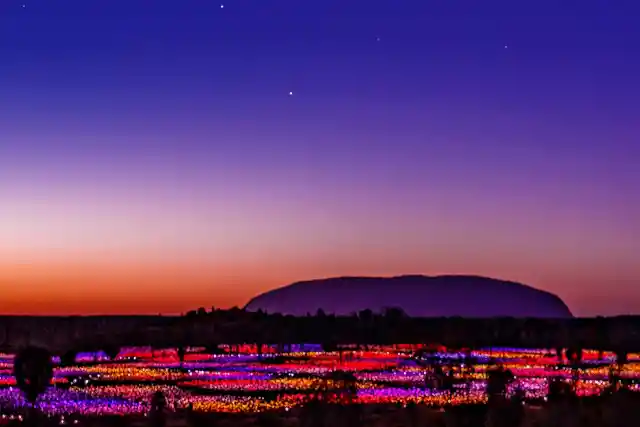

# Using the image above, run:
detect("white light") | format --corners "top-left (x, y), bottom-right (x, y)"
top-left (288, 91), bottom-right (293, 96)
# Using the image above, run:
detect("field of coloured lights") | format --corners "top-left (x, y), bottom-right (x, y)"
top-left (1, 346), bottom-right (640, 417)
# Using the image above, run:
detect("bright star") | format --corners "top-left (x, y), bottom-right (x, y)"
top-left (220, 4), bottom-right (224, 8)
top-left (288, 91), bottom-right (293, 96)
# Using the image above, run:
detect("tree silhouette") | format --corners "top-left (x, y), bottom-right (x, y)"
top-left (565, 347), bottom-right (583, 391)
top-left (615, 349), bottom-right (628, 370)
top-left (150, 391), bottom-right (167, 427)
top-left (486, 364), bottom-right (513, 405)
top-left (13, 346), bottom-right (54, 406)
top-left (104, 345), bottom-right (120, 361)
top-left (330, 370), bottom-right (358, 404)
top-left (60, 349), bottom-right (77, 367)
top-left (177, 346), bottom-right (186, 372)
top-left (555, 347), bottom-right (564, 365)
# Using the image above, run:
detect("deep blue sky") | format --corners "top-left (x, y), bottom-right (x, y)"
top-left (1, 0), bottom-right (638, 315)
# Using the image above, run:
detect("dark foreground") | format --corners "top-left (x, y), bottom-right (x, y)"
top-left (4, 391), bottom-right (640, 427)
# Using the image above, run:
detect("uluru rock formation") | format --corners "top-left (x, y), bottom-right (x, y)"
top-left (245, 275), bottom-right (572, 318)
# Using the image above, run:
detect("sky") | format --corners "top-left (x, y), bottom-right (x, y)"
top-left (0, 0), bottom-right (638, 316)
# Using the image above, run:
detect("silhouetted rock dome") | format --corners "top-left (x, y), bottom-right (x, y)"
top-left (245, 275), bottom-right (572, 318)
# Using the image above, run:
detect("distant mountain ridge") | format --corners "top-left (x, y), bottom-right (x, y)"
top-left (244, 275), bottom-right (573, 318)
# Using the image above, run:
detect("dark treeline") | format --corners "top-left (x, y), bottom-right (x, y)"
top-left (57, 306), bottom-right (640, 356)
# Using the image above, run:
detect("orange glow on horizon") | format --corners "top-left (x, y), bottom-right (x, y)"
top-left (1, 250), bottom-right (637, 316)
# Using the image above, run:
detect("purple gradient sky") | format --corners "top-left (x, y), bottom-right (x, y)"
top-left (1, 0), bottom-right (638, 315)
